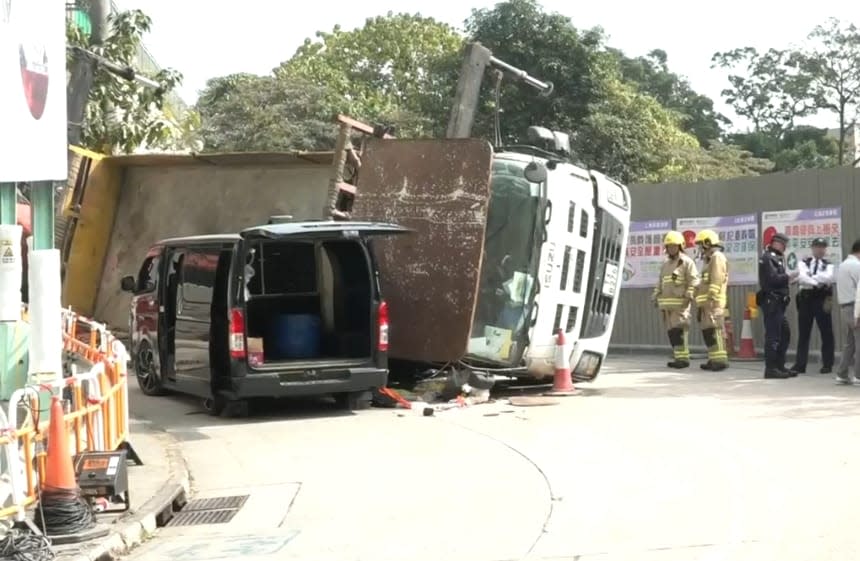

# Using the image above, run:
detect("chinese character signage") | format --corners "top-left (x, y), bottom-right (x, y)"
top-left (761, 207), bottom-right (842, 270)
top-left (675, 214), bottom-right (759, 285)
top-left (622, 219), bottom-right (672, 288)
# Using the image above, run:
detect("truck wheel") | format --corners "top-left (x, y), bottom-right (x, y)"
top-left (134, 342), bottom-right (168, 396)
top-left (203, 394), bottom-right (226, 417)
top-left (337, 390), bottom-right (373, 411)
top-left (221, 399), bottom-right (250, 418)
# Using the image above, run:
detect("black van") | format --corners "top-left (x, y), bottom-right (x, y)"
top-left (120, 221), bottom-right (409, 417)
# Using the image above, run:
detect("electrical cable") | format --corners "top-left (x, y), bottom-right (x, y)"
top-left (0, 528), bottom-right (54, 561)
top-left (34, 488), bottom-right (95, 537)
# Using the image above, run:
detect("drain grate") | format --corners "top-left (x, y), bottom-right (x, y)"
top-left (183, 495), bottom-right (249, 511)
top-left (165, 494), bottom-right (249, 527)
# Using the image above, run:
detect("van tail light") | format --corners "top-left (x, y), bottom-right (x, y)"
top-left (377, 300), bottom-right (389, 352)
top-left (229, 308), bottom-right (246, 359)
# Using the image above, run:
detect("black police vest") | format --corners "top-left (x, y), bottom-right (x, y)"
top-left (802, 256), bottom-right (833, 297)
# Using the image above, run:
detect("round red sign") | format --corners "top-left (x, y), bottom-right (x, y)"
top-left (19, 43), bottom-right (49, 120)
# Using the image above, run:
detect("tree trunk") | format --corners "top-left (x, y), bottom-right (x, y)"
top-left (838, 105), bottom-right (846, 166)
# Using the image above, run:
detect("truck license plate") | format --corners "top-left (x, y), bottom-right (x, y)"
top-left (602, 263), bottom-right (619, 297)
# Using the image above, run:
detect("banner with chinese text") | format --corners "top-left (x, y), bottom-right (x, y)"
top-left (760, 207), bottom-right (842, 271)
top-left (622, 219), bottom-right (672, 288)
top-left (675, 214), bottom-right (759, 285)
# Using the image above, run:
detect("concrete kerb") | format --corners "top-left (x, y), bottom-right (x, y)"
top-left (55, 430), bottom-right (191, 561)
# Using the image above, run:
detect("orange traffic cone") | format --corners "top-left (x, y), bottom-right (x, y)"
top-left (44, 396), bottom-right (77, 491)
top-left (735, 308), bottom-right (758, 361)
top-left (545, 330), bottom-right (579, 396)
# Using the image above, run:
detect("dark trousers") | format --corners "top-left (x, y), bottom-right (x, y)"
top-left (794, 292), bottom-right (835, 369)
top-left (762, 296), bottom-right (790, 369)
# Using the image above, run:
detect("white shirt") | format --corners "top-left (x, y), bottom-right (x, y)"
top-left (835, 254), bottom-right (860, 307)
top-left (797, 256), bottom-right (835, 291)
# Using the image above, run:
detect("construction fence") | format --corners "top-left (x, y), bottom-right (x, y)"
top-left (611, 165), bottom-right (860, 360)
top-left (0, 308), bottom-right (130, 521)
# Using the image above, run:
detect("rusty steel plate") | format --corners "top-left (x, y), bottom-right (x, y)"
top-left (353, 138), bottom-right (493, 363)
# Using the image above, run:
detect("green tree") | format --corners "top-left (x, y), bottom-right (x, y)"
top-left (465, 0), bottom-right (748, 184)
top-left (790, 18), bottom-right (860, 165)
top-left (728, 126), bottom-right (838, 171)
top-left (66, 9), bottom-right (187, 154)
top-left (195, 73), bottom-right (336, 152)
top-left (711, 47), bottom-right (815, 138)
top-left (613, 48), bottom-right (729, 145)
top-left (276, 12), bottom-right (463, 137)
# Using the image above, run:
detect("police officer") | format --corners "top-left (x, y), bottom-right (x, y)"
top-left (790, 237), bottom-right (835, 374)
top-left (758, 232), bottom-right (799, 379)
top-left (694, 229), bottom-right (730, 371)
top-left (652, 231), bottom-right (700, 368)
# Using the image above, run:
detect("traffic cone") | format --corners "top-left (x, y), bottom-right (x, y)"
top-left (44, 396), bottom-right (76, 491)
top-left (545, 330), bottom-right (579, 396)
top-left (735, 308), bottom-right (758, 361)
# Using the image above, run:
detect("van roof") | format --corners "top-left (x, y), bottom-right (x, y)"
top-left (156, 220), bottom-right (408, 247)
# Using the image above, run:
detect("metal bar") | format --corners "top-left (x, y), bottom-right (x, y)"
top-left (446, 43), bottom-right (492, 139)
top-left (488, 56), bottom-right (554, 95)
top-left (68, 46), bottom-right (162, 90)
top-left (30, 181), bottom-right (55, 251)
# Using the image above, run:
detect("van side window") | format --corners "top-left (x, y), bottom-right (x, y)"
top-left (180, 248), bottom-right (219, 305)
top-left (136, 255), bottom-right (160, 293)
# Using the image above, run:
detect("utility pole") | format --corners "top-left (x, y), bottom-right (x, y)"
top-left (446, 42), bottom-right (554, 140)
top-left (67, 0), bottom-right (109, 147)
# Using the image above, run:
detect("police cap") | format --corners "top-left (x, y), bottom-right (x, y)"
top-left (811, 237), bottom-right (828, 247)
top-left (771, 232), bottom-right (789, 245)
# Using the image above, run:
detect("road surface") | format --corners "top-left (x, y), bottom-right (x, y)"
top-left (125, 356), bottom-right (860, 561)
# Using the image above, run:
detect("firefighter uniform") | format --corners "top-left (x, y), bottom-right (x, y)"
top-left (694, 229), bottom-right (729, 371)
top-left (652, 231), bottom-right (699, 368)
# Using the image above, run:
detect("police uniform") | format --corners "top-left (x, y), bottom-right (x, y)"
top-left (791, 237), bottom-right (835, 374)
top-left (694, 230), bottom-right (729, 371)
top-left (652, 231), bottom-right (700, 368)
top-left (757, 232), bottom-right (797, 379)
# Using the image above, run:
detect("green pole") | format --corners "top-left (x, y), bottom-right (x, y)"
top-left (30, 181), bottom-right (55, 251)
top-left (0, 182), bottom-right (29, 401)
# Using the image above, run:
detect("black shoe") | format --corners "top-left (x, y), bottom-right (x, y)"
top-left (820, 366), bottom-right (833, 374)
top-left (790, 365), bottom-right (806, 374)
top-left (779, 366), bottom-right (799, 377)
top-left (700, 362), bottom-right (713, 371)
top-left (667, 360), bottom-right (690, 369)
top-left (765, 368), bottom-right (791, 379)
top-left (710, 362), bottom-right (728, 372)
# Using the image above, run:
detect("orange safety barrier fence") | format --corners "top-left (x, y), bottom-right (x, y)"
top-left (0, 308), bottom-right (131, 521)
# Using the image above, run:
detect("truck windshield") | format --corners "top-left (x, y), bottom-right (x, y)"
top-left (467, 157), bottom-right (542, 365)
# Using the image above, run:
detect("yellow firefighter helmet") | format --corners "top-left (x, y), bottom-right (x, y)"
top-left (695, 229), bottom-right (721, 246)
top-left (663, 231), bottom-right (684, 246)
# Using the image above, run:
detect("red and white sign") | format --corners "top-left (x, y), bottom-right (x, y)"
top-left (0, 0), bottom-right (67, 182)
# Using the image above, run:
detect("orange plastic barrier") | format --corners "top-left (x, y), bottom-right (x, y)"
top-left (0, 308), bottom-right (130, 521)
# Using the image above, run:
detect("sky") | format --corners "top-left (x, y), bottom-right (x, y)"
top-left (115, 0), bottom-right (856, 133)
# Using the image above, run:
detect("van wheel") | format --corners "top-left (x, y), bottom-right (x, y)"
top-left (134, 342), bottom-right (168, 396)
top-left (336, 390), bottom-right (373, 411)
top-left (203, 394), bottom-right (226, 416)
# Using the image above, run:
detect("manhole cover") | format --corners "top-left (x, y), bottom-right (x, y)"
top-left (184, 495), bottom-right (249, 511)
top-left (164, 494), bottom-right (250, 527)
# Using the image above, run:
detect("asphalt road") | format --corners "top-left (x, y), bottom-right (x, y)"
top-left (125, 356), bottom-right (860, 561)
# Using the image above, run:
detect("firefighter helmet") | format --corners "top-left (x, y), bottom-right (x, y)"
top-left (695, 229), bottom-right (721, 246)
top-left (663, 231), bottom-right (684, 246)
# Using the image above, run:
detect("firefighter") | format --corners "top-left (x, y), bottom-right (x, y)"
top-left (694, 229), bottom-right (729, 371)
top-left (758, 232), bottom-right (799, 379)
top-left (651, 231), bottom-right (700, 368)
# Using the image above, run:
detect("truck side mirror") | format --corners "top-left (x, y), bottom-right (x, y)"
top-left (120, 276), bottom-right (136, 293)
top-left (523, 161), bottom-right (547, 184)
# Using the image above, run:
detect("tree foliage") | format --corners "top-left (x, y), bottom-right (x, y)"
top-left (67, 9), bottom-right (191, 154)
top-left (196, 74), bottom-right (336, 152)
top-left (275, 12), bottom-right (463, 138)
top-left (713, 17), bottom-right (860, 168)
top-left (195, 0), bottom-right (774, 183)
